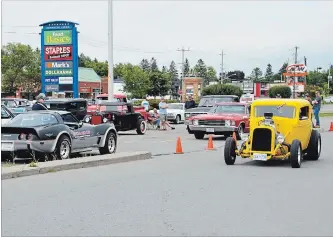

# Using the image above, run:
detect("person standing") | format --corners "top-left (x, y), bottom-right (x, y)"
top-left (185, 96), bottom-right (196, 109)
top-left (32, 93), bottom-right (48, 110)
top-left (158, 97), bottom-right (175, 130)
top-left (312, 91), bottom-right (322, 128)
top-left (141, 98), bottom-right (150, 112)
top-left (305, 93), bottom-right (312, 105)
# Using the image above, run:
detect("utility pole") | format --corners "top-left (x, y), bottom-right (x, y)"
top-left (107, 0), bottom-right (114, 101)
top-left (219, 50), bottom-right (226, 83)
top-left (177, 47), bottom-right (190, 100)
top-left (293, 46), bottom-right (299, 98)
top-left (329, 63), bottom-right (332, 90)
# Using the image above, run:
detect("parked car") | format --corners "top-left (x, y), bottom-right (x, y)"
top-left (187, 102), bottom-right (250, 139)
top-left (1, 105), bottom-right (15, 125)
top-left (83, 101), bottom-right (147, 135)
top-left (1, 111), bottom-right (117, 161)
top-left (323, 96), bottom-right (333, 103)
top-left (240, 93), bottom-right (254, 103)
top-left (224, 99), bottom-right (321, 168)
top-left (43, 98), bottom-right (87, 121)
top-left (184, 95), bottom-right (240, 134)
top-left (1, 98), bottom-right (32, 114)
top-left (167, 103), bottom-right (185, 124)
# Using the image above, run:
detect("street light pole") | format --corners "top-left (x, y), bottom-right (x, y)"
top-left (107, 0), bottom-right (114, 101)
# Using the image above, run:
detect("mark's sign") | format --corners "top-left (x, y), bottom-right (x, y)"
top-left (45, 61), bottom-right (72, 68)
top-left (44, 46), bottom-right (72, 61)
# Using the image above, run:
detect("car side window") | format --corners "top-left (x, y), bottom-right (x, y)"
top-left (68, 102), bottom-right (78, 111)
top-left (62, 114), bottom-right (78, 123)
top-left (299, 106), bottom-right (309, 120)
top-left (78, 101), bottom-right (86, 110)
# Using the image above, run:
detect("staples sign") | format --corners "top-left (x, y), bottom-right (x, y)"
top-left (44, 46), bottom-right (72, 61)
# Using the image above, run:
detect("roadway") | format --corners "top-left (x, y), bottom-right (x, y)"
top-left (2, 118), bottom-right (333, 236)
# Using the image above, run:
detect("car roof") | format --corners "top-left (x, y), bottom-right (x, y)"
top-left (251, 98), bottom-right (311, 107)
top-left (44, 98), bottom-right (86, 103)
top-left (202, 95), bottom-right (238, 98)
top-left (27, 110), bottom-right (70, 115)
top-left (215, 102), bottom-right (247, 106)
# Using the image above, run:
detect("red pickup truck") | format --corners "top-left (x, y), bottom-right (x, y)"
top-left (87, 93), bottom-right (148, 120)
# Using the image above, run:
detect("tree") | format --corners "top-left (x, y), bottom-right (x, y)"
top-left (250, 67), bottom-right (263, 81)
top-left (150, 57), bottom-right (158, 72)
top-left (226, 70), bottom-right (245, 80)
top-left (278, 62), bottom-right (288, 76)
top-left (194, 59), bottom-right (208, 84)
top-left (139, 59), bottom-right (150, 72)
top-left (265, 64), bottom-right (274, 81)
top-left (1, 43), bottom-right (40, 93)
top-left (206, 66), bottom-right (218, 82)
top-left (183, 58), bottom-right (190, 77)
top-left (114, 63), bottom-right (126, 78)
top-left (169, 61), bottom-right (180, 98)
top-left (122, 64), bottom-right (150, 98)
top-left (148, 70), bottom-right (171, 97)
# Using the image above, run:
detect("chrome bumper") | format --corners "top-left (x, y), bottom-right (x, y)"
top-left (188, 125), bottom-right (237, 133)
top-left (1, 140), bottom-right (55, 153)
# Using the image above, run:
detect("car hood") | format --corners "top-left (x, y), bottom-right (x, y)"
top-left (185, 107), bottom-right (212, 113)
top-left (167, 109), bottom-right (183, 114)
top-left (190, 113), bottom-right (247, 120)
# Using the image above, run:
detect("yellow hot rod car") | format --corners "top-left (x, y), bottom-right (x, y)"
top-left (224, 99), bottom-right (322, 168)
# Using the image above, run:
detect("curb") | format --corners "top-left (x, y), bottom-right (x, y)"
top-left (2, 151), bottom-right (152, 180)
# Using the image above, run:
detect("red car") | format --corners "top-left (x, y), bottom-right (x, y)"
top-left (187, 102), bottom-right (250, 140)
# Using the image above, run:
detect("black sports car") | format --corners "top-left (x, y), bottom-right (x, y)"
top-left (1, 110), bottom-right (118, 161)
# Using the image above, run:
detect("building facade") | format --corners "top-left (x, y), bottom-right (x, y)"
top-left (181, 77), bottom-right (204, 102)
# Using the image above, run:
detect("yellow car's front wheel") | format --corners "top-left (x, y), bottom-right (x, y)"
top-left (290, 139), bottom-right (303, 168)
top-left (224, 137), bottom-right (237, 165)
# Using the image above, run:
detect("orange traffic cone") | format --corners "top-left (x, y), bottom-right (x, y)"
top-left (232, 132), bottom-right (238, 145)
top-left (175, 137), bottom-right (184, 154)
top-left (329, 122), bottom-right (333, 132)
top-left (206, 135), bottom-right (216, 150)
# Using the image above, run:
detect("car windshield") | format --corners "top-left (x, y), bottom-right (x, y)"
top-left (198, 97), bottom-right (236, 107)
top-left (8, 113), bottom-right (58, 127)
top-left (254, 105), bottom-right (295, 118)
top-left (209, 105), bottom-right (245, 114)
top-left (168, 104), bottom-right (183, 110)
top-left (1, 100), bottom-right (17, 108)
top-left (1, 107), bottom-right (11, 118)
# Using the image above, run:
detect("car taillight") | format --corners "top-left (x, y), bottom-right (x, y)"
top-left (19, 133), bottom-right (25, 140)
top-left (26, 133), bottom-right (33, 141)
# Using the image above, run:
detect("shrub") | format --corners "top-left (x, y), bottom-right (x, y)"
top-left (201, 84), bottom-right (243, 98)
top-left (268, 85), bottom-right (292, 98)
top-left (305, 85), bottom-right (324, 98)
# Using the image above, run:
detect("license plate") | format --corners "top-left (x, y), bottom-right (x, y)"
top-left (206, 128), bottom-right (214, 132)
top-left (1, 142), bottom-right (14, 151)
top-left (253, 153), bottom-right (267, 161)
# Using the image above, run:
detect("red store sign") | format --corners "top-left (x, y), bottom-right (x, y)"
top-left (44, 46), bottom-right (73, 61)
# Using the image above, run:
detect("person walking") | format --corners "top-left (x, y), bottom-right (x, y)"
top-left (312, 91), bottom-right (322, 128)
top-left (32, 93), bottom-right (48, 110)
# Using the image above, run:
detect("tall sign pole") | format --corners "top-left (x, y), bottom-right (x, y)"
top-left (40, 21), bottom-right (79, 98)
top-left (108, 0), bottom-right (114, 100)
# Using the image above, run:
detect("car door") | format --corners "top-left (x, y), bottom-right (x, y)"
top-left (61, 113), bottom-right (87, 150)
top-left (296, 106), bottom-right (312, 148)
top-left (243, 105), bottom-right (250, 132)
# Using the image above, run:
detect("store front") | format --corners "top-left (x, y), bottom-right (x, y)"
top-left (79, 87), bottom-right (92, 99)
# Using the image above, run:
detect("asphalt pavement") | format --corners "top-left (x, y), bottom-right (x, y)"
top-left (2, 118), bottom-right (333, 236)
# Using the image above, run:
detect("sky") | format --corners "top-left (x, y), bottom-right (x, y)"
top-left (1, 0), bottom-right (333, 76)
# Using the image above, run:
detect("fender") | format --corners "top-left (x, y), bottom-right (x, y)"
top-left (98, 126), bottom-right (118, 148)
top-left (50, 131), bottom-right (72, 152)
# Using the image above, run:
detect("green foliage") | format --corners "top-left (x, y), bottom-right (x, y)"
top-left (122, 64), bottom-right (150, 98)
top-left (1, 43), bottom-right (41, 93)
top-left (251, 67), bottom-right (263, 81)
top-left (265, 63), bottom-right (274, 81)
top-left (304, 85), bottom-right (324, 98)
top-left (226, 70), bottom-right (245, 80)
top-left (206, 66), bottom-right (218, 82)
top-left (79, 53), bottom-right (108, 76)
top-left (184, 58), bottom-right (190, 76)
top-left (201, 84), bottom-right (243, 97)
top-left (268, 85), bottom-right (292, 98)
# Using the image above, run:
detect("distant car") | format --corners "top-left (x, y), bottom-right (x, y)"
top-left (323, 96), bottom-right (333, 103)
top-left (1, 98), bottom-right (32, 114)
top-left (43, 98), bottom-right (88, 121)
top-left (83, 101), bottom-right (147, 135)
top-left (184, 95), bottom-right (240, 134)
top-left (1, 105), bottom-right (15, 125)
top-left (240, 93), bottom-right (254, 103)
top-left (167, 103), bottom-right (185, 124)
top-left (188, 102), bottom-right (250, 139)
top-left (1, 111), bottom-right (118, 161)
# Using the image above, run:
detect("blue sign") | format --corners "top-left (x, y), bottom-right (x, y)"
top-left (40, 21), bottom-right (79, 98)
